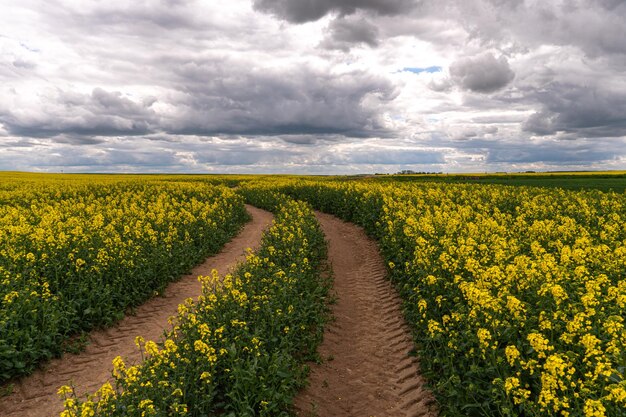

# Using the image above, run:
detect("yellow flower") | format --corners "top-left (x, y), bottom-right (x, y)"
top-left (144, 341), bottom-right (159, 356)
top-left (134, 336), bottom-right (145, 349)
top-left (3, 291), bottom-right (19, 304)
top-left (580, 333), bottom-right (602, 359)
top-left (57, 385), bottom-right (73, 397)
top-left (504, 376), bottom-right (520, 393)
top-left (427, 320), bottom-right (442, 337)
top-left (96, 382), bottom-right (115, 401)
top-left (477, 328), bottom-right (492, 350)
top-left (505, 345), bottom-right (521, 366)
top-left (79, 401), bottom-right (95, 417)
top-left (164, 339), bottom-right (177, 353)
top-left (139, 399), bottom-right (156, 417)
top-left (112, 355), bottom-right (126, 378)
top-left (583, 399), bottom-right (606, 417)
top-left (527, 332), bottom-right (553, 359)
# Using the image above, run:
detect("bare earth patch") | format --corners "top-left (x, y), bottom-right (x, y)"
top-left (294, 212), bottom-right (437, 417)
top-left (0, 205), bottom-right (273, 417)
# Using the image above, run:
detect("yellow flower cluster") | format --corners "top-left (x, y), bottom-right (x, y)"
top-left (373, 183), bottom-right (626, 416)
top-left (257, 178), bottom-right (626, 417)
top-left (0, 173), bottom-right (248, 382)
top-left (24, 172), bottom-right (625, 416)
top-left (60, 193), bottom-right (330, 417)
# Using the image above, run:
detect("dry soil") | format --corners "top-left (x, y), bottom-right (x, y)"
top-left (293, 212), bottom-right (437, 417)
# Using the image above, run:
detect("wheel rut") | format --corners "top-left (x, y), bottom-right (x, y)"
top-left (0, 205), bottom-right (273, 417)
top-left (294, 212), bottom-right (437, 417)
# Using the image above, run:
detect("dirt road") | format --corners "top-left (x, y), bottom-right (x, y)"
top-left (294, 212), bottom-right (437, 417)
top-left (0, 205), bottom-right (273, 417)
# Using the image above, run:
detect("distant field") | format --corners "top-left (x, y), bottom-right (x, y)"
top-left (363, 171), bottom-right (626, 192)
top-left (5, 171), bottom-right (626, 193)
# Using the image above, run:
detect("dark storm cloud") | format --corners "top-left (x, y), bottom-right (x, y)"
top-left (253, 0), bottom-right (416, 23)
top-left (449, 53), bottom-right (515, 93)
top-left (164, 58), bottom-right (397, 138)
top-left (0, 88), bottom-right (157, 138)
top-left (522, 83), bottom-right (626, 138)
top-left (321, 16), bottom-right (380, 50)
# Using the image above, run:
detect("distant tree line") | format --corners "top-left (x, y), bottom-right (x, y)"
top-left (392, 170), bottom-right (443, 175)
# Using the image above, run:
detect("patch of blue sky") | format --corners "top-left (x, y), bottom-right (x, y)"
top-left (401, 66), bottom-right (442, 74)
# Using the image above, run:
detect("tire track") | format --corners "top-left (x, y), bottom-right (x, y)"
top-left (294, 212), bottom-right (437, 417)
top-left (0, 205), bottom-right (273, 417)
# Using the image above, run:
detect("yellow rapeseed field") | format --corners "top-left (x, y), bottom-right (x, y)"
top-left (4, 173), bottom-right (624, 416)
top-left (0, 173), bottom-right (248, 381)
top-left (60, 188), bottom-right (330, 417)
top-left (260, 179), bottom-right (626, 416)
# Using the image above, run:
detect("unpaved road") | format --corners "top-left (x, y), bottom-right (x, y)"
top-left (0, 205), bottom-right (273, 417)
top-left (294, 212), bottom-right (437, 417)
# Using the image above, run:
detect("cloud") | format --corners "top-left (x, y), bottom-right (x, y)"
top-left (322, 147), bottom-right (445, 165)
top-left (449, 53), bottom-right (515, 93)
top-left (276, 134), bottom-right (346, 145)
top-left (12, 59), bottom-right (36, 69)
top-left (253, 0), bottom-right (416, 23)
top-left (523, 83), bottom-right (626, 138)
top-left (1, 58), bottom-right (396, 142)
top-left (429, 1), bottom-right (626, 58)
top-left (486, 140), bottom-right (623, 165)
top-left (321, 16), bottom-right (380, 50)
top-left (1, 0), bottom-right (625, 174)
top-left (533, 2), bottom-right (626, 57)
top-left (0, 87), bottom-right (157, 138)
top-left (162, 58), bottom-right (397, 138)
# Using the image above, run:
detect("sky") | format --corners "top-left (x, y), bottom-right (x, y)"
top-left (1, 0), bottom-right (625, 174)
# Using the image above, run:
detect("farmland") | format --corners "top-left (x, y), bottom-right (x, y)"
top-left (1, 172), bottom-right (625, 416)
top-left (364, 171), bottom-right (626, 193)
top-left (274, 179), bottom-right (626, 416)
top-left (0, 174), bottom-right (248, 381)
top-left (59, 191), bottom-right (330, 417)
